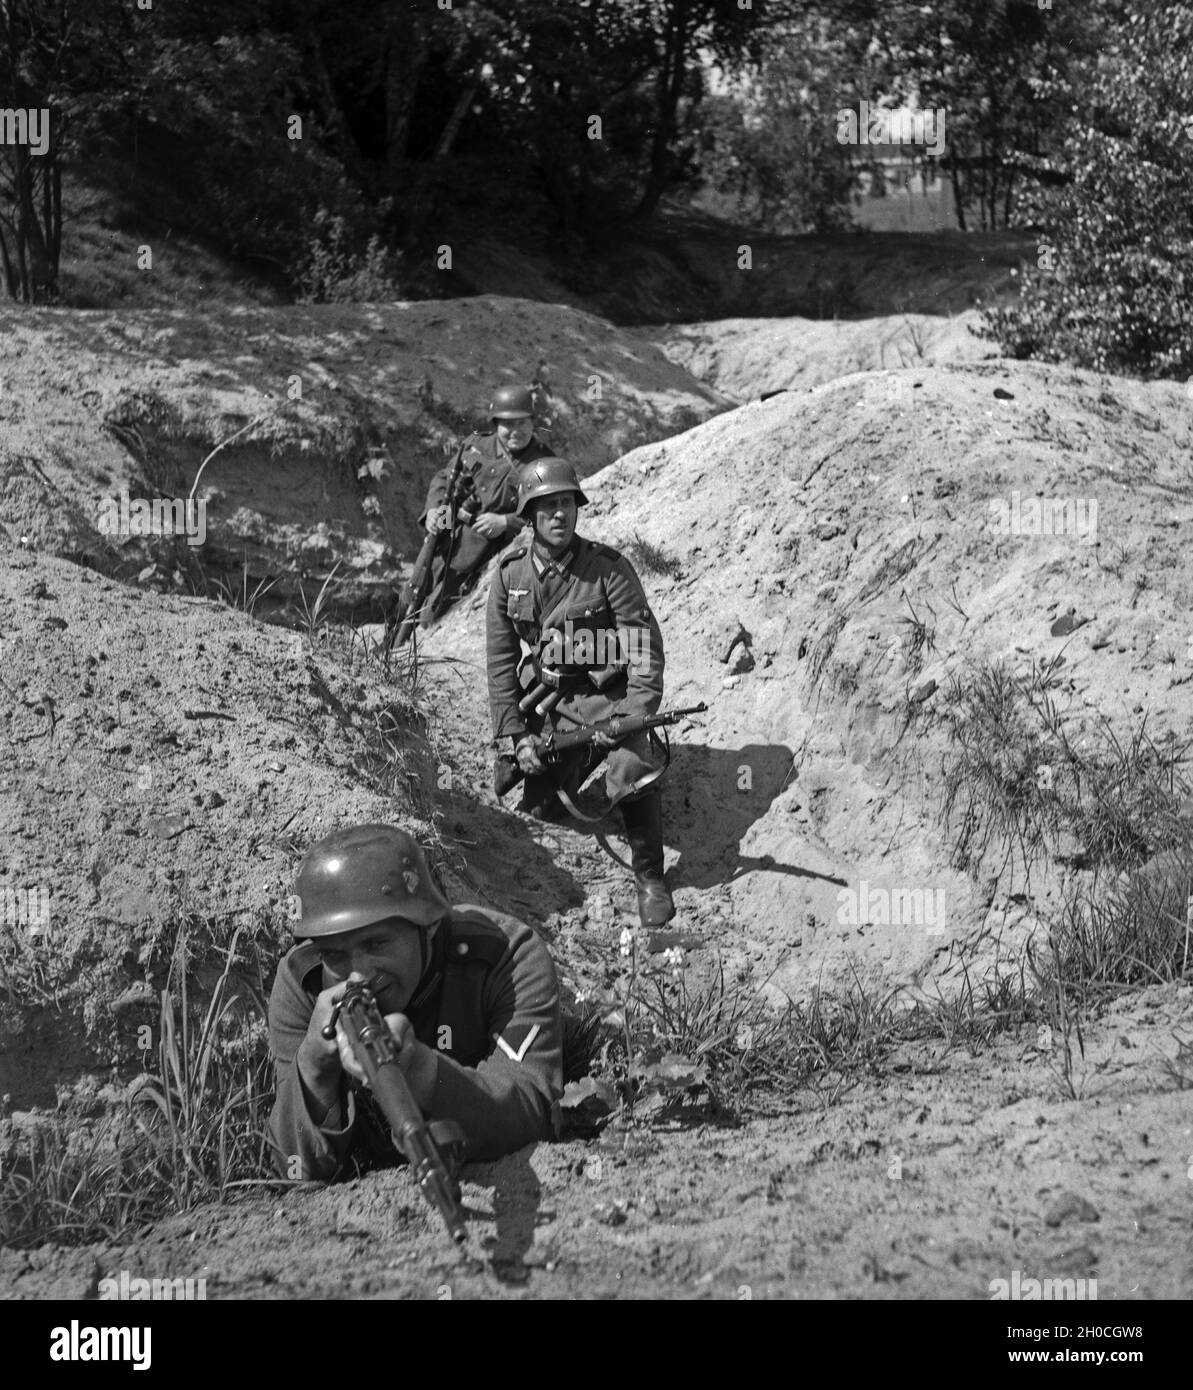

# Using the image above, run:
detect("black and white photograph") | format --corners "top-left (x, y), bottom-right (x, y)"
top-left (0, 0), bottom-right (1189, 1334)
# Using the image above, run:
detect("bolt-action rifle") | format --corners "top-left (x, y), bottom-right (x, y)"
top-left (493, 702), bottom-right (707, 799)
top-left (322, 980), bottom-right (468, 1249)
top-left (385, 446), bottom-right (476, 651)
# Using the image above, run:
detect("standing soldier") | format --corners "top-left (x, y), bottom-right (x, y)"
top-left (268, 823), bottom-right (563, 1180)
top-left (486, 458), bottom-right (676, 930)
top-left (392, 385), bottom-right (555, 636)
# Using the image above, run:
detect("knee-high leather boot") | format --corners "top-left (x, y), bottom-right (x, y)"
top-left (619, 790), bottom-right (675, 928)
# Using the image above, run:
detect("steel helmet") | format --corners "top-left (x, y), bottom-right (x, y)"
top-left (292, 824), bottom-right (451, 938)
top-left (516, 457), bottom-right (589, 517)
top-left (489, 384), bottom-right (535, 420)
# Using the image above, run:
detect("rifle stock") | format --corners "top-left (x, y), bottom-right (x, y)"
top-left (324, 982), bottom-right (468, 1248)
top-left (385, 445), bottom-right (470, 651)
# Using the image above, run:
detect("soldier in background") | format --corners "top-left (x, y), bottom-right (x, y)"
top-left (403, 384), bottom-right (554, 626)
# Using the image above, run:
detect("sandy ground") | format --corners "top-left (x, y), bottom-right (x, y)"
top-left (4, 986), bottom-right (1190, 1299)
top-left (2, 293), bottom-right (1191, 1299)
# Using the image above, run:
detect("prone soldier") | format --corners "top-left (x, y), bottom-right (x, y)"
top-left (268, 824), bottom-right (563, 1180)
top-left (486, 458), bottom-right (676, 930)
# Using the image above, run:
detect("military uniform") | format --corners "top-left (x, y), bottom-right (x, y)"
top-left (487, 533), bottom-right (667, 809)
top-left (413, 431), bottom-right (555, 616)
top-left (267, 905), bottom-right (563, 1178)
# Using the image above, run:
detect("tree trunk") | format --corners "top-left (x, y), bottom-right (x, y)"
top-left (14, 143), bottom-right (52, 300)
top-left (307, 34), bottom-right (358, 154)
top-left (538, 152), bottom-right (580, 238)
top-left (433, 85), bottom-right (476, 161)
top-left (633, 0), bottom-right (691, 224)
top-left (950, 160), bottom-right (967, 232)
top-left (385, 10), bottom-right (429, 168)
top-left (0, 219), bottom-right (17, 299)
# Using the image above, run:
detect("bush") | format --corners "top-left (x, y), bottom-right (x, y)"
top-left (293, 209), bottom-right (404, 304)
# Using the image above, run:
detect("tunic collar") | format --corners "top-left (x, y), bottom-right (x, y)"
top-left (531, 537), bottom-right (578, 579)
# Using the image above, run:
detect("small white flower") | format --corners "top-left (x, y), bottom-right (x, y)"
top-left (662, 947), bottom-right (685, 970)
top-left (618, 928), bottom-right (634, 957)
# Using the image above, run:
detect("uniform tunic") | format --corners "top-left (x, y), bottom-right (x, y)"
top-left (486, 534), bottom-right (666, 802)
top-left (267, 906), bottom-right (563, 1180)
top-left (419, 430), bottom-right (554, 581)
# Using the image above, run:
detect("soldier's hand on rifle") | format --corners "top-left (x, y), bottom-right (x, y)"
top-left (297, 979), bottom-right (352, 1086)
top-left (472, 511), bottom-right (509, 540)
top-left (425, 505), bottom-right (451, 534)
top-left (300, 975), bottom-right (426, 1089)
top-left (336, 1009), bottom-right (419, 1088)
top-left (516, 733), bottom-right (546, 775)
top-left (589, 728), bottom-right (617, 750)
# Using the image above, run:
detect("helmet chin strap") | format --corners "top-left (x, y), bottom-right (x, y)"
top-left (417, 914), bottom-right (449, 984)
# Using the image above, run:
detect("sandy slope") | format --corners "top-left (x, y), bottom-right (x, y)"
top-left (647, 310), bottom-right (992, 402)
top-left (428, 356), bottom-right (1193, 1004)
top-left (3, 315), bottom-right (1192, 1299)
top-left (0, 297), bottom-right (729, 610)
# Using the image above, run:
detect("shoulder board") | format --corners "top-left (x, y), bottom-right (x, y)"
top-left (499, 545), bottom-right (529, 567)
top-left (582, 540), bottom-right (622, 563)
top-left (444, 908), bottom-right (511, 967)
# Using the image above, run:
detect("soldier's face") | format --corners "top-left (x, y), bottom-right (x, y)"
top-left (532, 492), bottom-right (578, 552)
top-left (313, 919), bottom-right (427, 1014)
top-left (496, 415), bottom-right (534, 452)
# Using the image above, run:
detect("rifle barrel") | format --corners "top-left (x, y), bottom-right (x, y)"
top-left (334, 986), bottom-right (467, 1248)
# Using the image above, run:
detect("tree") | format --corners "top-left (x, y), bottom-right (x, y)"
top-left (0, 0), bottom-right (138, 301)
top-left (980, 4), bottom-right (1193, 378)
top-left (873, 0), bottom-right (1110, 231)
top-left (691, 7), bottom-right (870, 233)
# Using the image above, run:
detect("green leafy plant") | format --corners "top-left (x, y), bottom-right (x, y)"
top-left (294, 561), bottom-right (345, 642)
top-left (294, 210), bottom-right (403, 304)
top-left (563, 933), bottom-right (709, 1129)
top-left (979, 7), bottom-right (1193, 378)
top-left (129, 923), bottom-right (273, 1210)
top-left (0, 1109), bottom-right (156, 1247)
top-left (1, 922), bottom-right (276, 1247)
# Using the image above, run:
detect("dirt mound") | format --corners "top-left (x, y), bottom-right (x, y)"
top-left (425, 356), bottom-right (1193, 1003)
top-left (0, 298), bottom-right (728, 614)
top-left (648, 310), bottom-right (993, 402)
top-left (0, 547), bottom-right (444, 1106)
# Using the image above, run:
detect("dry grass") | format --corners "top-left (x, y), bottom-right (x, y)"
top-left (1, 922), bottom-right (277, 1248)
